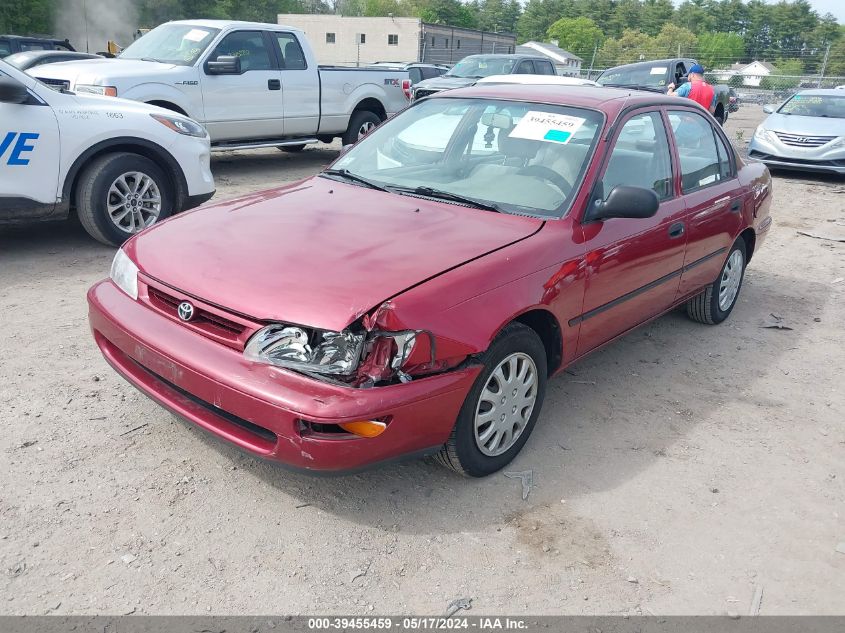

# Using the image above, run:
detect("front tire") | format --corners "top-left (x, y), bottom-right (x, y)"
top-left (436, 323), bottom-right (547, 477)
top-left (76, 152), bottom-right (173, 247)
top-left (686, 239), bottom-right (746, 324)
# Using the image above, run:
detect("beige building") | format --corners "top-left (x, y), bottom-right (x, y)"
top-left (277, 14), bottom-right (515, 67)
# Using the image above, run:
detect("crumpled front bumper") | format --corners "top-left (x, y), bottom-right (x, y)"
top-left (88, 280), bottom-right (481, 473)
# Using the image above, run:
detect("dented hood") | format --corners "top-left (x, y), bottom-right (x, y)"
top-left (127, 177), bottom-right (543, 332)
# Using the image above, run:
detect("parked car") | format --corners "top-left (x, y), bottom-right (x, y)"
top-left (747, 89), bottom-right (845, 174)
top-left (0, 59), bottom-right (214, 246)
top-left (412, 54), bottom-right (556, 100)
top-left (0, 34), bottom-right (74, 58)
top-left (88, 84), bottom-right (772, 476)
top-left (31, 20), bottom-right (411, 152)
top-left (728, 87), bottom-right (739, 112)
top-left (596, 58), bottom-right (731, 124)
top-left (366, 62), bottom-right (448, 89)
top-left (4, 50), bottom-right (101, 71)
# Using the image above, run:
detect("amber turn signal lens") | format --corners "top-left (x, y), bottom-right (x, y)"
top-left (339, 420), bottom-right (387, 438)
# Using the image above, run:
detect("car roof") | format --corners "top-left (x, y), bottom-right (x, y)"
top-left (7, 49), bottom-right (92, 59)
top-left (437, 83), bottom-right (681, 112)
top-left (167, 19), bottom-right (304, 33)
top-left (461, 53), bottom-right (548, 61)
top-left (794, 88), bottom-right (845, 96)
top-left (600, 58), bottom-right (696, 73)
top-left (477, 75), bottom-right (598, 86)
top-left (0, 34), bottom-right (68, 42)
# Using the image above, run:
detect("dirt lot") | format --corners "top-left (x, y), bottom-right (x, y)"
top-left (1, 106), bottom-right (843, 616)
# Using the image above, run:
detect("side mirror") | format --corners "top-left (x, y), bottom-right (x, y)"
top-left (206, 55), bottom-right (241, 75)
top-left (588, 185), bottom-right (659, 222)
top-left (762, 104), bottom-right (776, 114)
top-left (0, 75), bottom-right (30, 104)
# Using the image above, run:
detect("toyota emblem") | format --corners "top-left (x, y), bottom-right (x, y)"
top-left (177, 301), bottom-right (195, 322)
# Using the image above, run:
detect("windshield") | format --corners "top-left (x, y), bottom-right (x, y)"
top-left (331, 97), bottom-right (603, 217)
top-left (446, 57), bottom-right (518, 79)
top-left (119, 24), bottom-right (219, 66)
top-left (597, 64), bottom-right (670, 88)
top-left (778, 93), bottom-right (845, 118)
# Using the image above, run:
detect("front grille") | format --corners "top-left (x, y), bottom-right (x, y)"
top-left (413, 89), bottom-right (439, 99)
top-left (148, 287), bottom-right (246, 337)
top-left (774, 132), bottom-right (836, 147)
top-left (37, 77), bottom-right (70, 91)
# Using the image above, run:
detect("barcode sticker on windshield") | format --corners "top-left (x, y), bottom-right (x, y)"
top-left (650, 66), bottom-right (667, 75)
top-left (509, 111), bottom-right (586, 144)
top-left (184, 29), bottom-right (210, 42)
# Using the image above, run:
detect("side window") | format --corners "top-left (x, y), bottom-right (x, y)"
top-left (713, 129), bottom-right (734, 179)
top-left (0, 40), bottom-right (11, 57)
top-left (603, 112), bottom-right (673, 201)
top-left (409, 68), bottom-right (422, 84)
top-left (675, 62), bottom-right (686, 82)
top-left (668, 110), bottom-right (724, 192)
top-left (21, 42), bottom-right (50, 52)
top-left (274, 33), bottom-right (307, 70)
top-left (515, 60), bottom-right (534, 74)
top-left (536, 61), bottom-right (555, 75)
top-left (210, 31), bottom-right (272, 72)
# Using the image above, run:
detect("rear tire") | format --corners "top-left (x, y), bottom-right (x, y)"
top-left (436, 323), bottom-right (547, 477)
top-left (75, 152), bottom-right (173, 247)
top-left (686, 239), bottom-right (746, 325)
top-left (342, 110), bottom-right (381, 146)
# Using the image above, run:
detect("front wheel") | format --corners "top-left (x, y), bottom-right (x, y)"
top-left (75, 152), bottom-right (173, 246)
top-left (435, 323), bottom-right (547, 477)
top-left (686, 239), bottom-right (746, 324)
top-left (342, 110), bottom-right (381, 146)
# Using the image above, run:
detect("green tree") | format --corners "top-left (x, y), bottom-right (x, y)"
top-left (546, 16), bottom-right (604, 60)
top-left (696, 31), bottom-right (745, 70)
top-left (517, 0), bottom-right (573, 42)
top-left (652, 23), bottom-right (697, 57)
top-left (597, 28), bottom-right (656, 66)
top-left (470, 0), bottom-right (522, 34)
top-left (826, 35), bottom-right (845, 77)
top-left (728, 72), bottom-right (744, 88)
top-left (675, 0), bottom-right (712, 34)
top-left (639, 0), bottom-right (673, 37)
top-left (413, 0), bottom-right (477, 28)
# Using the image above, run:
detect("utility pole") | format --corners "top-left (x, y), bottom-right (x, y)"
top-left (588, 42), bottom-right (597, 78)
top-left (677, 42), bottom-right (681, 57)
top-left (818, 43), bottom-right (831, 88)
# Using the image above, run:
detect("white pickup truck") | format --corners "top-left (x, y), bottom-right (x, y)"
top-left (33, 20), bottom-right (411, 151)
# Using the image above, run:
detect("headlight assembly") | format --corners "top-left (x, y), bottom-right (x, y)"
top-left (245, 324), bottom-right (365, 376)
top-left (76, 84), bottom-right (117, 97)
top-left (754, 126), bottom-right (776, 143)
top-left (151, 114), bottom-right (207, 138)
top-left (110, 248), bottom-right (138, 300)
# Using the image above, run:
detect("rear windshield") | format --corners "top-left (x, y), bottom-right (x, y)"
top-left (446, 57), bottom-right (519, 79)
top-left (597, 63), bottom-right (670, 88)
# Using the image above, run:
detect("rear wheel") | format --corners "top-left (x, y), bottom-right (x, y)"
top-left (686, 239), bottom-right (746, 324)
top-left (75, 152), bottom-right (173, 246)
top-left (342, 110), bottom-right (381, 146)
top-left (436, 323), bottom-right (547, 477)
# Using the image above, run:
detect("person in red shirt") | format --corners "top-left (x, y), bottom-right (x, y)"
top-left (667, 64), bottom-right (716, 114)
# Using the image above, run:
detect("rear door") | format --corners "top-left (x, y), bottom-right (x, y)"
top-left (574, 109), bottom-right (687, 356)
top-left (270, 31), bottom-right (318, 137)
top-left (200, 29), bottom-right (284, 141)
top-left (667, 108), bottom-right (745, 297)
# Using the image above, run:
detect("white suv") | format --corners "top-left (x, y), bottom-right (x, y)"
top-left (0, 60), bottom-right (214, 246)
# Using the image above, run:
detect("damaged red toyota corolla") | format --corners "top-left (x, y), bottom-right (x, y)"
top-left (88, 85), bottom-right (773, 476)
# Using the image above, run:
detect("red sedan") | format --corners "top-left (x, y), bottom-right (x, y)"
top-left (88, 85), bottom-right (773, 477)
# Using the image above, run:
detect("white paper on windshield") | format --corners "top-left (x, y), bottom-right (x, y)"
top-left (650, 66), bottom-right (667, 75)
top-left (509, 111), bottom-right (586, 144)
top-left (184, 29), bottom-right (210, 42)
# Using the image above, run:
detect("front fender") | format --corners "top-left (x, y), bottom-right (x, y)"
top-left (119, 83), bottom-right (198, 118)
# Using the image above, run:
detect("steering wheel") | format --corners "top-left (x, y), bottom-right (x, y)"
top-left (518, 165), bottom-right (572, 195)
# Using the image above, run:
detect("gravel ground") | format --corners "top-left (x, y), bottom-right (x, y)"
top-left (1, 106), bottom-right (843, 616)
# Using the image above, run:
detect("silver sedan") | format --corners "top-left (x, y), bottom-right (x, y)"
top-left (747, 89), bottom-right (845, 174)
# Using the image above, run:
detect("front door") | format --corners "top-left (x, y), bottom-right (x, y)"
top-left (270, 31), bottom-right (319, 137)
top-left (666, 108), bottom-right (746, 296)
top-left (200, 30), bottom-right (284, 142)
top-left (0, 72), bottom-right (60, 220)
top-left (575, 109), bottom-right (687, 357)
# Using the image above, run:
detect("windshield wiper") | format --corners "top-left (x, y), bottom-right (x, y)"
top-left (393, 185), bottom-right (501, 212)
top-left (321, 168), bottom-right (389, 192)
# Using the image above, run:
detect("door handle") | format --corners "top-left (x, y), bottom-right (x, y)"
top-left (668, 222), bottom-right (685, 238)
top-left (268, 79), bottom-right (281, 90)
top-left (730, 199), bottom-right (742, 213)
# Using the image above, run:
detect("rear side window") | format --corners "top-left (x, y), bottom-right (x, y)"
top-left (409, 67), bottom-right (422, 83)
top-left (0, 40), bottom-right (11, 56)
top-left (20, 41), bottom-right (50, 52)
top-left (536, 61), bottom-right (555, 75)
top-left (603, 111), bottom-right (673, 200)
top-left (668, 110), bottom-right (725, 192)
top-left (515, 60), bottom-right (534, 74)
top-left (274, 32), bottom-right (306, 70)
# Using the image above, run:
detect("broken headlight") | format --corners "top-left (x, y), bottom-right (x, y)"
top-left (244, 325), bottom-right (365, 376)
